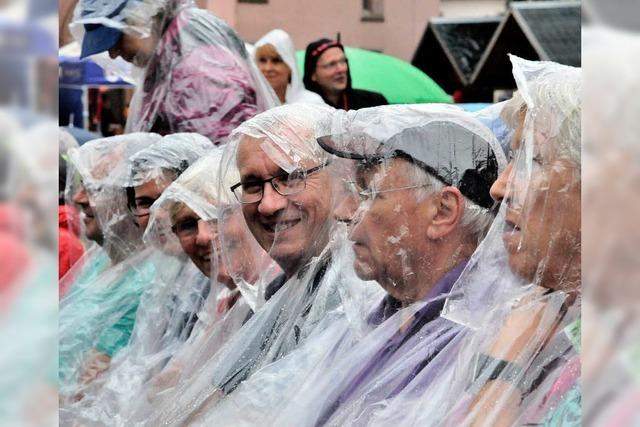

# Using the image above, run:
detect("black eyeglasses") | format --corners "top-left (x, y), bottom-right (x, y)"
top-left (230, 163), bottom-right (326, 204)
top-left (128, 196), bottom-right (158, 217)
top-left (171, 217), bottom-right (202, 239)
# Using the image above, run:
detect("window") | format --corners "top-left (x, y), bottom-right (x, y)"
top-left (362, 0), bottom-right (384, 22)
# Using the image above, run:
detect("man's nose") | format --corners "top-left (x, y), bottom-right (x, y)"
top-left (257, 184), bottom-right (287, 216)
top-left (195, 220), bottom-right (212, 246)
top-left (334, 193), bottom-right (359, 224)
top-left (489, 163), bottom-right (512, 202)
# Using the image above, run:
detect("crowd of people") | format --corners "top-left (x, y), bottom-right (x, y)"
top-left (59, 0), bottom-right (581, 425)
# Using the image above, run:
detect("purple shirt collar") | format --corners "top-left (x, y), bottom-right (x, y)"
top-left (367, 259), bottom-right (469, 327)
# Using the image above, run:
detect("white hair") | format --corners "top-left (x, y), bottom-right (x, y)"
top-left (406, 163), bottom-right (493, 244)
top-left (501, 70), bottom-right (581, 168)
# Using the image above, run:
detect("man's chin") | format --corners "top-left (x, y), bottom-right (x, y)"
top-left (507, 253), bottom-right (536, 284)
top-left (269, 244), bottom-right (305, 272)
top-left (86, 229), bottom-right (104, 245)
top-left (353, 259), bottom-right (375, 281)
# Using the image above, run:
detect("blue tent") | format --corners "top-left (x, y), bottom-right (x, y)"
top-left (59, 55), bottom-right (133, 128)
top-left (59, 56), bottom-right (133, 87)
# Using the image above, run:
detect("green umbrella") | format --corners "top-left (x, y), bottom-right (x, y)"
top-left (296, 47), bottom-right (452, 104)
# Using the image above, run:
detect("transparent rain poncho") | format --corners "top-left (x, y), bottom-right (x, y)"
top-left (136, 103), bottom-right (384, 426)
top-left (358, 56), bottom-right (582, 427)
top-left (60, 134), bottom-right (221, 425)
top-left (70, 0), bottom-right (278, 144)
top-left (59, 133), bottom-right (165, 400)
top-left (208, 103), bottom-right (504, 427)
top-left (84, 146), bottom-right (282, 426)
top-left (254, 29), bottom-right (325, 105)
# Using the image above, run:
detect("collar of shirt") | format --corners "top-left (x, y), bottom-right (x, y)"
top-left (367, 259), bottom-right (470, 328)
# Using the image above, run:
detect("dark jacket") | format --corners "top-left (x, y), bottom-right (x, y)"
top-left (328, 87), bottom-right (388, 111)
top-left (303, 38), bottom-right (388, 111)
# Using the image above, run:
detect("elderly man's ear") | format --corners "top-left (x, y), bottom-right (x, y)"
top-left (425, 187), bottom-right (465, 240)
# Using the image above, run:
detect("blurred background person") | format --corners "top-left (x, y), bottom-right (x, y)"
top-left (70, 0), bottom-right (278, 144)
top-left (58, 129), bottom-right (85, 284)
top-left (581, 23), bottom-right (640, 426)
top-left (254, 29), bottom-right (324, 105)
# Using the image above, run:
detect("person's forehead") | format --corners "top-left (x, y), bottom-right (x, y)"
top-left (173, 204), bottom-right (200, 222)
top-left (317, 47), bottom-right (345, 65)
top-left (238, 138), bottom-right (281, 174)
top-left (238, 135), bottom-right (319, 175)
top-left (356, 157), bottom-right (409, 183)
top-left (511, 109), bottom-right (527, 150)
top-left (256, 44), bottom-right (280, 58)
top-left (134, 178), bottom-right (160, 192)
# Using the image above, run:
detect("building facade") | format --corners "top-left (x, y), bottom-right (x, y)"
top-left (201, 0), bottom-right (442, 62)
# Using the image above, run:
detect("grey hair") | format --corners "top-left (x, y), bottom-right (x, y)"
top-left (406, 162), bottom-right (494, 244)
top-left (501, 72), bottom-right (582, 168)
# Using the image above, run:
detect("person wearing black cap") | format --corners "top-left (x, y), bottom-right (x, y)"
top-left (289, 104), bottom-right (507, 426)
top-left (303, 38), bottom-right (388, 110)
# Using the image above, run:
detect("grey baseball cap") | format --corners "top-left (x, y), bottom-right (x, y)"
top-left (316, 106), bottom-right (505, 209)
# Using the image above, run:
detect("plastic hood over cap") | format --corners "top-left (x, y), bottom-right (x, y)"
top-left (255, 29), bottom-right (325, 105)
top-left (70, 0), bottom-right (172, 39)
top-left (318, 104), bottom-right (507, 209)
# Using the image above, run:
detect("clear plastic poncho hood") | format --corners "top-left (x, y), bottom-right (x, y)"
top-left (361, 55), bottom-right (582, 427)
top-left (66, 132), bottom-right (162, 262)
top-left (125, 132), bottom-right (212, 187)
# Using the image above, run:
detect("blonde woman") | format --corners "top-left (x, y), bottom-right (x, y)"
top-left (255, 29), bottom-right (325, 105)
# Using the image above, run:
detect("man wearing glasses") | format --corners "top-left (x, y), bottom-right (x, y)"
top-left (302, 104), bottom-right (507, 425)
top-left (232, 115), bottom-right (335, 286)
top-left (126, 133), bottom-right (210, 232)
top-left (303, 38), bottom-right (388, 110)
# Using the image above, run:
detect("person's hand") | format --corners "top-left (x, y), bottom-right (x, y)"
top-left (79, 350), bottom-right (111, 386)
top-left (487, 286), bottom-right (550, 362)
top-left (70, 350), bottom-right (111, 403)
top-left (148, 360), bottom-right (184, 399)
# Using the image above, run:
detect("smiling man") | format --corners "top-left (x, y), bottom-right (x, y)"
top-left (303, 38), bottom-right (388, 110)
top-left (232, 105), bottom-right (336, 282)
